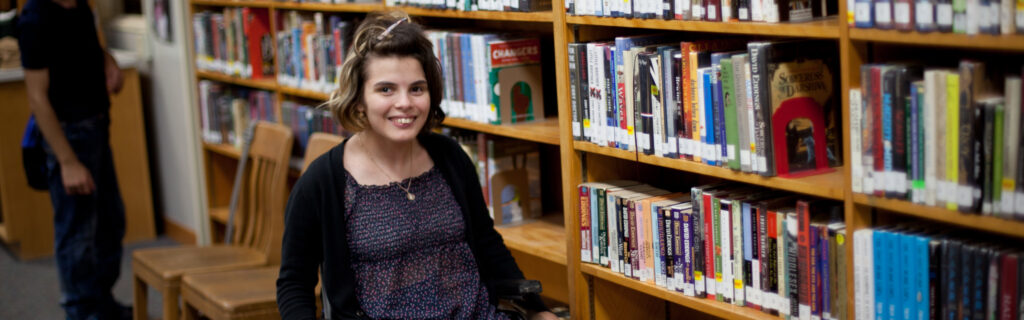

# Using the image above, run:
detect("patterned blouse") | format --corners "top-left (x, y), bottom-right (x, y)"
top-left (344, 167), bottom-right (509, 320)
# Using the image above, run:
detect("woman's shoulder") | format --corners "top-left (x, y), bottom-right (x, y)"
top-left (295, 140), bottom-right (347, 191)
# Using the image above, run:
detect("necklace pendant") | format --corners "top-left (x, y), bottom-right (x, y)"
top-left (407, 192), bottom-right (415, 201)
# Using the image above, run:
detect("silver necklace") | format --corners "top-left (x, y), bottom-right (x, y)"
top-left (362, 138), bottom-right (416, 201)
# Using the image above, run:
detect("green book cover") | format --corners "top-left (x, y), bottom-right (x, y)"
top-left (597, 188), bottom-right (608, 265)
top-left (721, 58), bottom-right (741, 170)
top-left (946, 73), bottom-right (960, 211)
top-left (992, 101), bottom-right (1005, 211)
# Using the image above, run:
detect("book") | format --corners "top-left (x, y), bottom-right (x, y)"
top-left (489, 38), bottom-right (545, 125)
top-left (763, 40), bottom-right (842, 176)
top-left (1001, 77), bottom-right (1022, 216)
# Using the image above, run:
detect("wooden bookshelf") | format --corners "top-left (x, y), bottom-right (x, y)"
top-left (203, 142), bottom-right (243, 158)
top-left (572, 141), bottom-right (638, 162)
top-left (274, 1), bottom-right (385, 12)
top-left (196, 70), bottom-right (278, 91)
top-left (401, 7), bottom-right (554, 22)
top-left (852, 194), bottom-right (1024, 238)
top-left (849, 28), bottom-right (1024, 51)
top-left (567, 16), bottom-right (840, 39)
top-left (191, 0), bottom-right (276, 8)
top-left (277, 85), bottom-right (332, 101)
top-left (580, 264), bottom-right (782, 320)
top-left (638, 154), bottom-right (846, 200)
top-left (443, 117), bottom-right (561, 145)
top-left (495, 214), bottom-right (567, 265)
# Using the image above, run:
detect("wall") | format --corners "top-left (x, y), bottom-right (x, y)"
top-left (137, 0), bottom-right (209, 244)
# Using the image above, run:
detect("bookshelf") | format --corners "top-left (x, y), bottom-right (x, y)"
top-left (185, 0), bottom-right (1024, 319)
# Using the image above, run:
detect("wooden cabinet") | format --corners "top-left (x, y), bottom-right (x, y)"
top-left (0, 67), bottom-right (156, 260)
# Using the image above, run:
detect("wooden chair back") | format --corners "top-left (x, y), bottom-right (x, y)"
top-left (302, 133), bottom-right (344, 173)
top-left (232, 122), bottom-right (293, 265)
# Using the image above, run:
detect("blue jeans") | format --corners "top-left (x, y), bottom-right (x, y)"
top-left (43, 114), bottom-right (126, 320)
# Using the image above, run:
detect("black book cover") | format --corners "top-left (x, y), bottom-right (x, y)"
top-left (786, 212), bottom-right (800, 317)
top-left (673, 51), bottom-right (685, 159)
top-left (981, 101), bottom-right (996, 214)
top-left (968, 102), bottom-right (985, 213)
top-left (577, 43), bottom-right (591, 143)
top-left (929, 238), bottom-right (943, 320)
top-left (961, 243), bottom-right (975, 320)
top-left (943, 239), bottom-right (962, 320)
top-left (569, 43), bottom-right (581, 141)
top-left (604, 45), bottom-right (615, 148)
top-left (692, 188), bottom-right (707, 298)
top-left (970, 246), bottom-right (990, 320)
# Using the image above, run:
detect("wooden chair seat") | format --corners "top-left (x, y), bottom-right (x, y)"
top-left (181, 267), bottom-right (280, 320)
top-left (133, 246), bottom-right (266, 281)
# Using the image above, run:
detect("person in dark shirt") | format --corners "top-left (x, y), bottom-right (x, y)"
top-left (17, 0), bottom-right (129, 319)
top-left (275, 11), bottom-right (558, 320)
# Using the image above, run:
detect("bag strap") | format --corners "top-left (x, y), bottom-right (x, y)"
top-left (225, 122), bottom-right (256, 243)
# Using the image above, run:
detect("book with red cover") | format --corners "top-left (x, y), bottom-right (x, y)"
top-left (242, 8), bottom-right (272, 79)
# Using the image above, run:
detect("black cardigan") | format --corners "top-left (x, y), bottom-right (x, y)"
top-left (276, 133), bottom-right (546, 320)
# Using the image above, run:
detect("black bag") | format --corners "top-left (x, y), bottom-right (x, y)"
top-left (21, 116), bottom-right (49, 190)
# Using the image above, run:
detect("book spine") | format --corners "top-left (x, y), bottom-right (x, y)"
top-left (894, 0), bottom-right (915, 30)
top-left (704, 192), bottom-right (717, 299)
top-left (876, 0), bottom-right (895, 28)
top-left (1002, 77), bottom-right (1022, 216)
top-left (749, 42), bottom-right (773, 176)
top-left (692, 188), bottom-right (707, 298)
top-left (580, 185), bottom-right (592, 263)
top-left (714, 197), bottom-right (726, 301)
top-left (998, 253), bottom-right (1019, 320)
top-left (892, 68), bottom-right (909, 199)
top-left (722, 57), bottom-right (740, 170)
top-left (917, 0), bottom-right (937, 31)
top-left (785, 212), bottom-right (800, 318)
top-left (569, 44), bottom-right (582, 140)
top-left (658, 207), bottom-right (670, 288)
top-left (947, 73), bottom-right (961, 211)
top-left (732, 200), bottom-right (745, 306)
top-left (797, 201), bottom-right (812, 320)
top-left (852, 88), bottom-right (865, 194)
top-left (609, 193), bottom-right (621, 273)
top-left (598, 188), bottom-right (609, 265)
top-left (766, 210), bottom-right (780, 315)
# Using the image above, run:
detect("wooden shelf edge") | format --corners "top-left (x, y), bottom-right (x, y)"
top-left (852, 193), bottom-right (1024, 238)
top-left (572, 141), bottom-right (638, 162)
top-left (580, 264), bottom-right (783, 320)
top-left (637, 154), bottom-right (846, 200)
top-left (565, 16), bottom-right (840, 39)
top-left (496, 214), bottom-right (567, 266)
top-left (203, 142), bottom-right (242, 158)
top-left (191, 0), bottom-right (275, 8)
top-left (274, 2), bottom-right (386, 12)
top-left (196, 70), bottom-right (278, 91)
top-left (442, 118), bottom-right (561, 145)
top-left (278, 86), bottom-right (332, 101)
top-left (0, 224), bottom-right (8, 243)
top-left (400, 7), bottom-right (554, 22)
top-left (849, 28), bottom-right (1024, 51)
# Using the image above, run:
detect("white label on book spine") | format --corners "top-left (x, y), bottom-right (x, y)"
top-left (800, 305), bottom-right (812, 320)
top-left (748, 287), bottom-right (762, 305)
top-left (958, 185), bottom-right (973, 207)
top-left (1015, 192), bottom-right (1024, 215)
top-left (896, 172), bottom-right (908, 194)
top-left (740, 8), bottom-right (749, 19)
top-left (573, 123), bottom-right (582, 137)
top-left (695, 273), bottom-right (705, 293)
top-left (780, 298), bottom-right (791, 315)
top-left (708, 4), bottom-right (718, 19)
top-left (727, 144), bottom-right (737, 161)
top-left (876, 4), bottom-right (892, 24)
top-left (669, 138), bottom-right (678, 155)
top-left (758, 156), bottom-right (768, 172)
top-left (1001, 191), bottom-right (1015, 214)
top-left (706, 277), bottom-right (716, 295)
top-left (812, 315), bottom-right (822, 320)
top-left (894, 2), bottom-right (911, 24)
top-left (856, 2), bottom-right (873, 24)
top-left (918, 2), bottom-right (935, 26)
top-left (684, 283), bottom-right (695, 296)
top-left (937, 4), bottom-right (953, 25)
top-left (740, 150), bottom-right (752, 168)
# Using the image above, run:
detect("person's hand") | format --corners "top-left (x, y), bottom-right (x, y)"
top-left (530, 311), bottom-right (559, 320)
top-left (105, 60), bottom-right (123, 94)
top-left (61, 160), bottom-right (95, 195)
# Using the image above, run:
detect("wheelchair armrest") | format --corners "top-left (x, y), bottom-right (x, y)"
top-left (493, 279), bottom-right (542, 299)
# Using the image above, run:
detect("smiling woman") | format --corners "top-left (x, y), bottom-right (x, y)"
top-left (275, 10), bottom-right (558, 320)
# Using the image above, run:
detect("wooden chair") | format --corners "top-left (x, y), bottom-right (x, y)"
top-left (179, 132), bottom-right (343, 320)
top-left (132, 122), bottom-right (294, 320)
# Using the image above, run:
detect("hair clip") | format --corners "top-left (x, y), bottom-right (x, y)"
top-left (377, 17), bottom-right (408, 41)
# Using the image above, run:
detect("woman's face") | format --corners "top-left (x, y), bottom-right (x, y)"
top-left (359, 55), bottom-right (431, 144)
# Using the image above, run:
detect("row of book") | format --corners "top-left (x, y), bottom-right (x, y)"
top-left (280, 101), bottom-right (348, 154)
top-left (192, 8), bottom-right (274, 79)
top-left (569, 36), bottom-right (842, 177)
top-left (578, 181), bottom-right (848, 320)
top-left (383, 0), bottom-right (552, 12)
top-left (849, 61), bottom-right (1024, 219)
top-left (849, 0), bottom-right (1024, 35)
top-left (448, 131), bottom-right (544, 224)
top-left (565, 0), bottom-right (836, 22)
top-left (425, 31), bottom-right (546, 125)
top-left (852, 227), bottom-right (1023, 320)
top-left (276, 11), bottom-right (353, 94)
top-left (198, 80), bottom-right (277, 147)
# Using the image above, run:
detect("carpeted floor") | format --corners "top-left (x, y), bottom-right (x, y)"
top-left (0, 236), bottom-right (180, 319)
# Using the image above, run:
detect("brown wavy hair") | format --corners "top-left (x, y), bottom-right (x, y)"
top-left (326, 10), bottom-right (445, 135)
